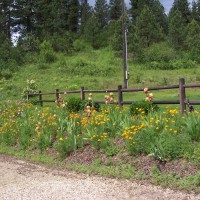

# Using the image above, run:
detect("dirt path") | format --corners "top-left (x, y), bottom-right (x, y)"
top-left (0, 154), bottom-right (199, 200)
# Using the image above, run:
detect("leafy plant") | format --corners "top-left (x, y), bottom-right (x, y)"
top-left (184, 113), bottom-right (200, 142)
top-left (66, 97), bottom-right (85, 113)
top-left (130, 101), bottom-right (159, 116)
top-left (39, 40), bottom-right (56, 63)
top-left (21, 79), bottom-right (38, 100)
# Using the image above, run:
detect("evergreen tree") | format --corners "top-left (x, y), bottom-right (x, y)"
top-left (68, 0), bottom-right (80, 33)
top-left (80, 0), bottom-right (92, 33)
top-left (135, 5), bottom-right (164, 49)
top-left (94, 0), bottom-right (109, 28)
top-left (130, 0), bottom-right (168, 34)
top-left (83, 15), bottom-right (102, 48)
top-left (168, 9), bottom-right (186, 50)
top-left (13, 0), bottom-right (36, 36)
top-left (169, 0), bottom-right (191, 23)
top-left (197, 0), bottom-right (200, 23)
top-left (0, 0), bottom-right (14, 41)
top-left (186, 19), bottom-right (200, 60)
top-left (191, 0), bottom-right (198, 21)
top-left (107, 18), bottom-right (122, 51)
top-left (109, 0), bottom-right (122, 21)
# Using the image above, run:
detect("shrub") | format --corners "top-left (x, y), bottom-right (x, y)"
top-left (21, 79), bottom-right (38, 99)
top-left (150, 133), bottom-right (191, 161)
top-left (39, 40), bottom-right (56, 63)
top-left (144, 42), bottom-right (176, 63)
top-left (1, 69), bottom-right (13, 80)
top-left (73, 39), bottom-right (91, 52)
top-left (66, 97), bottom-right (84, 113)
top-left (84, 100), bottom-right (101, 112)
top-left (130, 101), bottom-right (159, 116)
top-left (169, 59), bottom-right (197, 69)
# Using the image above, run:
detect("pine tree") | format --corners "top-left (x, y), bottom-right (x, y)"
top-left (80, 0), bottom-right (92, 33)
top-left (186, 19), bottom-right (200, 59)
top-left (0, 0), bottom-right (14, 41)
top-left (109, 0), bottom-right (122, 21)
top-left (135, 5), bottom-right (164, 49)
top-left (83, 15), bottom-right (102, 48)
top-left (191, 0), bottom-right (198, 21)
top-left (168, 9), bottom-right (186, 50)
top-left (94, 0), bottom-right (109, 29)
top-left (197, 0), bottom-right (200, 23)
top-left (169, 0), bottom-right (191, 23)
top-left (130, 0), bottom-right (168, 34)
top-left (68, 0), bottom-right (80, 33)
top-left (13, 0), bottom-right (36, 36)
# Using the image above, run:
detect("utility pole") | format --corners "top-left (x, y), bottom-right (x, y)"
top-left (122, 0), bottom-right (128, 89)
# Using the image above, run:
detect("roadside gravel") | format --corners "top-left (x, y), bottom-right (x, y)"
top-left (0, 154), bottom-right (200, 200)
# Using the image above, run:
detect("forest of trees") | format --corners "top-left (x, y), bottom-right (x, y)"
top-left (1, 0), bottom-right (200, 71)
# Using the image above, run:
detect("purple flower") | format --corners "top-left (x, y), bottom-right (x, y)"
top-left (189, 106), bottom-right (194, 112)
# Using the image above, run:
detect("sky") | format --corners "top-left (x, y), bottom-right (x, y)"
top-left (89, 0), bottom-right (194, 14)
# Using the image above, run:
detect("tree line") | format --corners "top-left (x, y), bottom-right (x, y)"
top-left (1, 0), bottom-right (200, 71)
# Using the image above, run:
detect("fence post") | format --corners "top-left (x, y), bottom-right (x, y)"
top-left (118, 85), bottom-right (123, 106)
top-left (39, 91), bottom-right (42, 106)
top-left (56, 89), bottom-right (60, 102)
top-left (81, 86), bottom-right (85, 101)
top-left (26, 92), bottom-right (29, 101)
top-left (179, 78), bottom-right (186, 114)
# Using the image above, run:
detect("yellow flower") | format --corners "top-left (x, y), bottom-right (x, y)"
top-left (59, 137), bottom-right (63, 141)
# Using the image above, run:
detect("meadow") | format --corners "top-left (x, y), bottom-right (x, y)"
top-left (1, 49), bottom-right (200, 192)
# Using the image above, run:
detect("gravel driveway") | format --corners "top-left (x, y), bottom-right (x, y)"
top-left (0, 154), bottom-right (200, 200)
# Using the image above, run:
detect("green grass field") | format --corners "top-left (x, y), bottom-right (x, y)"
top-left (1, 48), bottom-right (200, 109)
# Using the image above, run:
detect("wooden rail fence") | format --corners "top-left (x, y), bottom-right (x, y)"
top-left (27, 78), bottom-right (200, 114)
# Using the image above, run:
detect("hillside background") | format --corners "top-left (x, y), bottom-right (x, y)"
top-left (0, 0), bottom-right (200, 101)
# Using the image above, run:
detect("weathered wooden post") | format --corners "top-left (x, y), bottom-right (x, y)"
top-left (26, 92), bottom-right (29, 101)
top-left (56, 89), bottom-right (60, 102)
top-left (81, 86), bottom-right (85, 101)
top-left (39, 91), bottom-right (42, 106)
top-left (179, 78), bottom-right (186, 114)
top-left (118, 85), bottom-right (123, 106)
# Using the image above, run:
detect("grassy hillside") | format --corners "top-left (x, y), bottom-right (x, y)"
top-left (1, 48), bottom-right (200, 105)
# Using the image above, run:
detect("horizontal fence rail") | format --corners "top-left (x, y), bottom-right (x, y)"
top-left (27, 78), bottom-right (200, 114)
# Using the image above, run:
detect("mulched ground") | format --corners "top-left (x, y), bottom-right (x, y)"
top-left (65, 143), bottom-right (199, 178)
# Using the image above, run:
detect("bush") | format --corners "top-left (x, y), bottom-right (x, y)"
top-left (39, 40), bottom-right (56, 63)
top-left (73, 39), bottom-right (91, 52)
top-left (130, 101), bottom-right (159, 116)
top-left (169, 59), bottom-right (197, 69)
top-left (50, 32), bottom-right (74, 52)
top-left (84, 100), bottom-right (101, 112)
top-left (66, 97), bottom-right (85, 113)
top-left (144, 42), bottom-right (176, 63)
top-left (1, 69), bottom-right (13, 80)
top-left (151, 133), bottom-right (191, 161)
top-left (21, 79), bottom-right (38, 99)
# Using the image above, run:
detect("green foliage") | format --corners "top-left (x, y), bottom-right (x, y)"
top-left (130, 101), bottom-right (159, 116)
top-left (168, 9), bottom-right (187, 50)
top-left (184, 113), bottom-right (200, 142)
top-left (169, 59), bottom-right (197, 69)
top-left (84, 100), bottom-right (101, 112)
top-left (21, 79), bottom-right (38, 99)
top-left (50, 32), bottom-right (74, 53)
top-left (144, 42), bottom-right (176, 63)
top-left (66, 97), bottom-right (85, 113)
top-left (1, 69), bottom-right (13, 80)
top-left (73, 39), bottom-right (91, 52)
top-left (135, 5), bottom-right (164, 49)
top-left (186, 19), bottom-right (200, 62)
top-left (39, 40), bottom-right (56, 63)
top-left (151, 133), bottom-right (191, 161)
